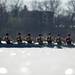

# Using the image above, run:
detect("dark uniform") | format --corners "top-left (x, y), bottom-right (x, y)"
top-left (47, 33), bottom-right (53, 44)
top-left (16, 33), bottom-right (22, 44)
top-left (26, 34), bottom-right (32, 44)
top-left (37, 34), bottom-right (43, 45)
top-left (4, 33), bottom-right (11, 44)
top-left (66, 34), bottom-right (72, 45)
top-left (56, 34), bottom-right (62, 45)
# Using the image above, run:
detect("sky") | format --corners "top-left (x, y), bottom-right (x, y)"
top-left (23, 0), bottom-right (68, 3)
top-left (0, 0), bottom-right (69, 5)
top-left (24, 0), bottom-right (68, 2)
top-left (23, 0), bottom-right (69, 8)
top-left (22, 0), bottom-right (69, 10)
top-left (4, 0), bottom-right (69, 7)
top-left (0, 0), bottom-right (69, 11)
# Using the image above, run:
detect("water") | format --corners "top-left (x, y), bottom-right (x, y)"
top-left (0, 48), bottom-right (75, 75)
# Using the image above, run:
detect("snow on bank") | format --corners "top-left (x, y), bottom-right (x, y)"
top-left (0, 48), bottom-right (75, 75)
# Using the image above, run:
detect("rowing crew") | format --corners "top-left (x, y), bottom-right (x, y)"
top-left (0, 33), bottom-right (73, 46)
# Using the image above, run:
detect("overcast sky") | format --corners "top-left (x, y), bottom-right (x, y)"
top-left (24, 0), bottom-right (68, 2)
top-left (6, 0), bottom-right (68, 6)
top-left (22, 0), bottom-right (69, 10)
top-left (2, 0), bottom-right (68, 11)
top-left (1, 0), bottom-right (69, 4)
top-left (23, 0), bottom-right (68, 3)
top-left (23, 0), bottom-right (68, 7)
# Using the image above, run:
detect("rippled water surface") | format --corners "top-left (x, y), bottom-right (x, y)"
top-left (0, 48), bottom-right (75, 75)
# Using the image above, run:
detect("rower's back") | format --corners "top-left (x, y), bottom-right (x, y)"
top-left (56, 34), bottom-right (62, 45)
top-left (26, 34), bottom-right (32, 44)
top-left (4, 33), bottom-right (11, 44)
top-left (37, 34), bottom-right (43, 45)
top-left (47, 33), bottom-right (53, 44)
top-left (16, 33), bottom-right (22, 44)
top-left (66, 34), bottom-right (72, 45)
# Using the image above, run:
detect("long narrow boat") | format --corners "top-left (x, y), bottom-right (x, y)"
top-left (0, 41), bottom-right (75, 48)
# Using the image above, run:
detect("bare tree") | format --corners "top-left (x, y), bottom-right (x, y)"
top-left (0, 0), bottom-right (7, 11)
top-left (31, 1), bottom-right (48, 11)
top-left (0, 0), bottom-right (8, 32)
top-left (10, 0), bottom-right (23, 10)
top-left (67, 0), bottom-right (75, 25)
top-left (47, 0), bottom-right (61, 25)
top-left (31, 0), bottom-right (38, 11)
top-left (10, 0), bottom-right (23, 17)
top-left (42, 1), bottom-right (50, 11)
top-left (49, 0), bottom-right (61, 15)
top-left (39, 0), bottom-right (61, 15)
top-left (0, 0), bottom-right (8, 16)
top-left (31, 0), bottom-right (61, 12)
top-left (68, 0), bottom-right (75, 12)
top-left (37, 2), bottom-right (44, 11)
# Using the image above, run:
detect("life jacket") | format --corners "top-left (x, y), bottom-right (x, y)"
top-left (4, 36), bottom-right (10, 44)
top-left (47, 36), bottom-right (52, 44)
top-left (26, 36), bottom-right (32, 44)
top-left (17, 36), bottom-right (22, 44)
top-left (56, 37), bottom-right (62, 45)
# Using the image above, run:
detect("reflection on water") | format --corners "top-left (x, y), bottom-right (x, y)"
top-left (0, 50), bottom-right (3, 53)
top-left (10, 53), bottom-right (16, 56)
top-left (65, 68), bottom-right (73, 75)
top-left (0, 67), bottom-right (8, 74)
top-left (0, 48), bottom-right (75, 75)
top-left (25, 61), bottom-right (31, 66)
top-left (20, 67), bottom-right (31, 75)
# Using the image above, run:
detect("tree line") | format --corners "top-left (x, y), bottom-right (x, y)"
top-left (0, 0), bottom-right (75, 39)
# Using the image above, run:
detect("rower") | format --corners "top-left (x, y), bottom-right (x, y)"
top-left (65, 33), bottom-right (72, 45)
top-left (37, 34), bottom-right (43, 45)
top-left (47, 33), bottom-right (53, 44)
top-left (16, 33), bottom-right (22, 44)
top-left (56, 33), bottom-right (62, 45)
top-left (4, 33), bottom-right (11, 44)
top-left (26, 34), bottom-right (32, 44)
